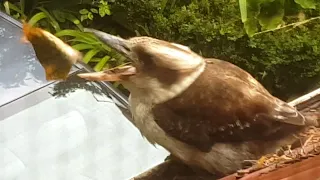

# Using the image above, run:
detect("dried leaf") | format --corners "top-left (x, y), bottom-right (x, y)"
top-left (22, 23), bottom-right (82, 81)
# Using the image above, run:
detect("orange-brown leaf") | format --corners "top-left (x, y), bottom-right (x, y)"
top-left (22, 23), bottom-right (82, 81)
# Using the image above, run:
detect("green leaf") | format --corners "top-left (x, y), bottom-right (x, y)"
top-left (72, 43), bottom-right (95, 51)
top-left (137, 24), bottom-right (151, 36)
top-left (88, 12), bottom-right (94, 20)
top-left (244, 18), bottom-right (258, 37)
top-left (28, 12), bottom-right (48, 26)
top-left (241, 0), bottom-right (274, 36)
top-left (161, 0), bottom-right (169, 12)
top-left (100, 44), bottom-right (111, 52)
top-left (94, 55), bottom-right (110, 71)
top-left (105, 7), bottom-right (111, 15)
top-left (294, 0), bottom-right (316, 9)
top-left (55, 29), bottom-right (81, 37)
top-left (239, 0), bottom-right (247, 22)
top-left (83, 49), bottom-right (100, 63)
top-left (81, 15), bottom-right (88, 22)
top-left (3, 1), bottom-right (11, 15)
top-left (79, 9), bottom-right (89, 14)
top-left (52, 10), bottom-right (66, 23)
top-left (55, 29), bottom-right (99, 44)
top-left (19, 0), bottom-right (25, 14)
top-left (37, 7), bottom-right (61, 32)
top-left (258, 0), bottom-right (284, 30)
top-left (100, 0), bottom-right (107, 5)
top-left (60, 12), bottom-right (83, 30)
top-left (5, 1), bottom-right (24, 16)
top-left (90, 8), bottom-right (98, 13)
top-left (99, 7), bottom-right (106, 17)
top-left (68, 38), bottom-right (101, 45)
top-left (13, 13), bottom-right (20, 19)
top-left (88, 58), bottom-right (102, 62)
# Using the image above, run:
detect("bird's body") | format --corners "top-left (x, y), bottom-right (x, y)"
top-left (124, 59), bottom-right (307, 175)
top-left (78, 30), bottom-right (318, 176)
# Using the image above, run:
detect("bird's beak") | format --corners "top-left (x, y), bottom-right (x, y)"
top-left (84, 28), bottom-right (130, 58)
top-left (78, 28), bottom-right (136, 82)
top-left (77, 65), bottom-right (136, 82)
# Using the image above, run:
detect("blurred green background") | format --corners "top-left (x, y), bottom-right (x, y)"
top-left (1, 0), bottom-right (320, 100)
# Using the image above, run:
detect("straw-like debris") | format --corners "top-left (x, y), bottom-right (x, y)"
top-left (222, 126), bottom-right (320, 180)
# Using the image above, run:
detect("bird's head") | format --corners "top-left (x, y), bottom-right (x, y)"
top-left (78, 29), bottom-right (206, 103)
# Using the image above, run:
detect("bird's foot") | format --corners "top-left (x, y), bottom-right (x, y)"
top-left (238, 156), bottom-right (267, 175)
top-left (286, 145), bottom-right (295, 157)
top-left (239, 154), bottom-right (281, 175)
top-left (242, 156), bottom-right (268, 169)
top-left (299, 135), bottom-right (314, 156)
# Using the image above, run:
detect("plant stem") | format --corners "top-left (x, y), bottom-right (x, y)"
top-left (253, 16), bottom-right (320, 36)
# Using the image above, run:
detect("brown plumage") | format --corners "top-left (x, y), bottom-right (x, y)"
top-left (152, 59), bottom-right (309, 152)
top-left (77, 29), bottom-right (318, 176)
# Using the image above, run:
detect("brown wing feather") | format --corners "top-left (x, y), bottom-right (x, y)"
top-left (152, 59), bottom-right (310, 152)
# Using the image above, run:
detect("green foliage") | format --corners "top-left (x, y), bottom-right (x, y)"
top-left (54, 29), bottom-right (112, 69)
top-left (0, 0), bottom-right (124, 72)
top-left (111, 0), bottom-right (320, 100)
top-left (239, 0), bottom-right (318, 37)
top-left (295, 0), bottom-right (316, 9)
top-left (2, 0), bottom-right (320, 99)
top-left (79, 0), bottom-right (111, 22)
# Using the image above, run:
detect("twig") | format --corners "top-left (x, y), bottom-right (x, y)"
top-left (303, 135), bottom-right (314, 147)
top-left (253, 16), bottom-right (320, 37)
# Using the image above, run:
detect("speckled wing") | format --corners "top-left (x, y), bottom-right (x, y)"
top-left (152, 59), bottom-right (315, 152)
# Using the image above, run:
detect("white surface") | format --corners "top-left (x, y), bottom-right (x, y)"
top-left (0, 89), bottom-right (169, 180)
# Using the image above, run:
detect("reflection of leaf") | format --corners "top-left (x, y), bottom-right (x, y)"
top-left (258, 0), bottom-right (284, 30)
top-left (51, 73), bottom-right (105, 98)
top-left (294, 0), bottom-right (316, 9)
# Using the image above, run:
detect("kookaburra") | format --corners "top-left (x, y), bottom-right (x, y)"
top-left (78, 29), bottom-right (318, 176)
